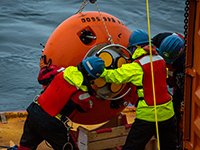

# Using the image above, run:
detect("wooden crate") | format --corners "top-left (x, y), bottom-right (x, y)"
top-left (76, 113), bottom-right (157, 150)
top-left (77, 125), bottom-right (130, 150)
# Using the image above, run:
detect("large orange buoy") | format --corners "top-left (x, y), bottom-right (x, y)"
top-left (41, 11), bottom-right (136, 124)
top-left (42, 11), bottom-right (131, 67)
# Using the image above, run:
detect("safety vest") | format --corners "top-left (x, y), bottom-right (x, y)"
top-left (134, 55), bottom-right (174, 121)
top-left (37, 71), bottom-right (78, 117)
top-left (134, 55), bottom-right (171, 105)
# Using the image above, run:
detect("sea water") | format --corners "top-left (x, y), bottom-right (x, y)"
top-left (0, 0), bottom-right (185, 111)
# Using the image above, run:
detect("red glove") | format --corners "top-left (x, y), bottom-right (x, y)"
top-left (38, 64), bottom-right (65, 85)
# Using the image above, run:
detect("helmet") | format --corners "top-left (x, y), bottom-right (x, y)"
top-left (159, 35), bottom-right (184, 64)
top-left (82, 56), bottom-right (105, 79)
top-left (127, 29), bottom-right (149, 51)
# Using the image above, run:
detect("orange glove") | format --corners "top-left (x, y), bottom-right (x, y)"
top-left (39, 55), bottom-right (52, 69)
top-left (91, 82), bottom-right (98, 91)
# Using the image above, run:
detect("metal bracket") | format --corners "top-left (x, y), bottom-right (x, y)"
top-left (96, 44), bottom-right (132, 100)
top-left (185, 67), bottom-right (196, 77)
top-left (0, 112), bottom-right (8, 124)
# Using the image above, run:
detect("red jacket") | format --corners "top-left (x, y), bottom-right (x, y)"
top-left (37, 71), bottom-right (95, 118)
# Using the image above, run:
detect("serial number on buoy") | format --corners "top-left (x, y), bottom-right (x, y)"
top-left (81, 16), bottom-right (125, 26)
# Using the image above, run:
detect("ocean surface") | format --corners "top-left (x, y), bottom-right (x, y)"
top-left (0, 0), bottom-right (185, 111)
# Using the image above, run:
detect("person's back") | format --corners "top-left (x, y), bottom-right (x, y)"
top-left (17, 56), bottom-right (105, 150)
top-left (100, 29), bottom-right (178, 150)
top-left (101, 43), bottom-right (174, 122)
top-left (134, 54), bottom-right (170, 105)
top-left (101, 30), bottom-right (174, 122)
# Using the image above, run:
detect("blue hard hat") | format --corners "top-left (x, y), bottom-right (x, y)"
top-left (82, 56), bottom-right (105, 79)
top-left (159, 35), bottom-right (184, 64)
top-left (127, 29), bottom-right (149, 51)
top-left (89, 0), bottom-right (97, 3)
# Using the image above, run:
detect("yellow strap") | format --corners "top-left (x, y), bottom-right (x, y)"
top-left (146, 1), bottom-right (160, 150)
top-left (55, 113), bottom-right (62, 121)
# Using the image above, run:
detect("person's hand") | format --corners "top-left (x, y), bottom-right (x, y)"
top-left (37, 64), bottom-right (65, 85)
top-left (143, 45), bottom-right (158, 55)
top-left (39, 55), bottom-right (52, 69)
top-left (91, 81), bottom-right (98, 91)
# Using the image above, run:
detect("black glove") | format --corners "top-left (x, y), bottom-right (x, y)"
top-left (39, 55), bottom-right (52, 69)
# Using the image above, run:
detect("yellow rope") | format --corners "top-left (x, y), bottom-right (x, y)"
top-left (146, 0), bottom-right (160, 150)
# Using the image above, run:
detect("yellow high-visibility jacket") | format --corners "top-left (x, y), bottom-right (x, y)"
top-left (100, 47), bottom-right (174, 122)
top-left (63, 66), bottom-right (88, 92)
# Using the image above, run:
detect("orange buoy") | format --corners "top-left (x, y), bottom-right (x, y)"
top-left (42, 11), bottom-right (135, 124)
top-left (42, 11), bottom-right (131, 67)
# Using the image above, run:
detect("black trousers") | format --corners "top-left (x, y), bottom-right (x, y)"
top-left (19, 114), bottom-right (78, 150)
top-left (122, 115), bottom-right (178, 150)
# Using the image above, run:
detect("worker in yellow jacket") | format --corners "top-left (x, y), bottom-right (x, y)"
top-left (100, 29), bottom-right (178, 150)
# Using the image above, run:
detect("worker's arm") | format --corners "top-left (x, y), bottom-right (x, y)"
top-left (100, 62), bottom-right (144, 86)
top-left (62, 90), bottom-right (96, 114)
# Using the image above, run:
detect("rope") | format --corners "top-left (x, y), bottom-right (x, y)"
top-left (75, 0), bottom-right (89, 14)
top-left (146, 1), bottom-right (160, 150)
top-left (75, 0), bottom-right (114, 44)
top-left (95, 1), bottom-right (114, 44)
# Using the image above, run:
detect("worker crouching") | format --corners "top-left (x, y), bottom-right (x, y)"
top-left (17, 56), bottom-right (105, 150)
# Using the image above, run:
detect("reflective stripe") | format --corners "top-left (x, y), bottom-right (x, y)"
top-left (57, 67), bottom-right (65, 72)
top-left (139, 55), bottom-right (163, 65)
top-left (79, 93), bottom-right (90, 100)
top-left (86, 61), bottom-right (93, 70)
